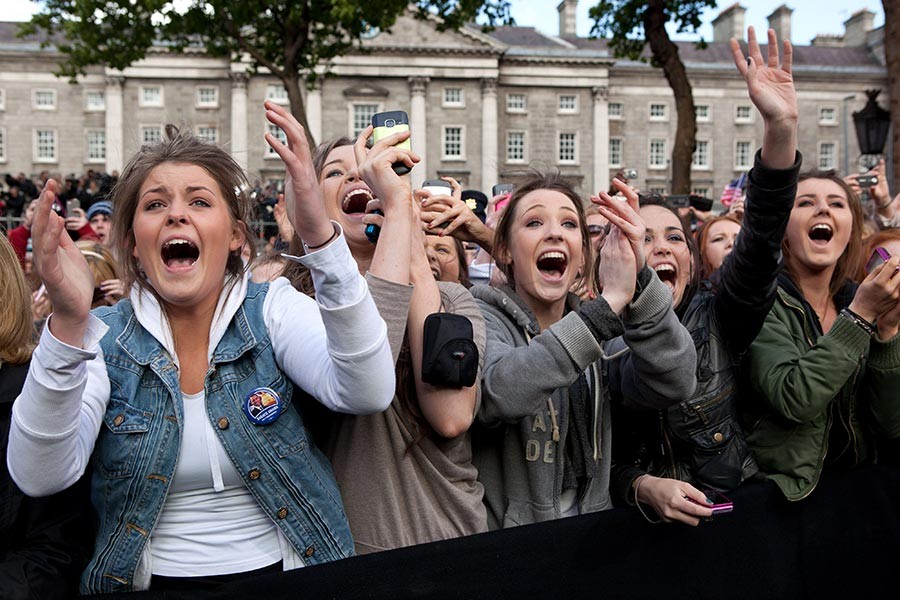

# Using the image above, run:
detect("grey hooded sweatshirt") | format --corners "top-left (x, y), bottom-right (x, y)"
top-left (471, 269), bottom-right (696, 529)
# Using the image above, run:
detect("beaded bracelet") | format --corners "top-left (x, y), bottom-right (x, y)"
top-left (840, 308), bottom-right (876, 337)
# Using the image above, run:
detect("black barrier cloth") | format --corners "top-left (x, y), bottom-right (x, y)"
top-left (84, 464), bottom-right (900, 600)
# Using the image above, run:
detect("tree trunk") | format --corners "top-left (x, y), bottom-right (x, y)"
top-left (643, 0), bottom-right (696, 195)
top-left (883, 0), bottom-right (899, 191)
top-left (283, 72), bottom-right (316, 149)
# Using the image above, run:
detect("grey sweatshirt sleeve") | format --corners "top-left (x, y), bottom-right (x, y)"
top-left (366, 272), bottom-right (414, 365)
top-left (477, 299), bottom-right (620, 425)
top-left (606, 269), bottom-right (697, 409)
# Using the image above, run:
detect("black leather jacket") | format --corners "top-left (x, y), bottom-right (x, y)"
top-left (1, 361), bottom-right (94, 600)
top-left (610, 150), bottom-right (802, 502)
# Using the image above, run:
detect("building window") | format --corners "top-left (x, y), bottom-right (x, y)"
top-left (198, 126), bottom-right (218, 143)
top-left (266, 84), bottom-right (289, 105)
top-left (608, 102), bottom-right (623, 119)
top-left (558, 94), bottom-right (577, 113)
top-left (141, 126), bottom-right (162, 144)
top-left (442, 87), bottom-right (464, 107)
top-left (696, 104), bottom-right (710, 121)
top-left (818, 142), bottom-right (837, 169)
top-left (649, 138), bottom-right (667, 169)
top-left (34, 129), bottom-right (57, 162)
top-left (0, 89), bottom-right (5, 111)
top-left (692, 140), bottom-right (710, 169)
top-left (33, 89), bottom-right (57, 110)
top-left (609, 138), bottom-right (623, 168)
top-left (649, 103), bottom-right (667, 121)
top-left (0, 128), bottom-right (6, 162)
top-left (86, 130), bottom-right (106, 162)
top-left (734, 140), bottom-right (752, 169)
top-left (735, 105), bottom-right (753, 123)
top-left (818, 106), bottom-right (837, 126)
top-left (506, 93), bottom-right (527, 113)
top-left (692, 186), bottom-right (710, 198)
top-left (350, 103), bottom-right (379, 138)
top-left (558, 132), bottom-right (577, 164)
top-left (442, 126), bottom-right (465, 160)
top-left (85, 90), bottom-right (105, 111)
top-left (139, 86), bottom-right (163, 107)
top-left (506, 131), bottom-right (526, 163)
top-left (649, 185), bottom-right (668, 195)
top-left (266, 123), bottom-right (287, 157)
top-left (196, 86), bottom-right (219, 108)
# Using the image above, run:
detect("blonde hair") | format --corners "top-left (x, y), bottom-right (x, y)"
top-left (0, 235), bottom-right (35, 363)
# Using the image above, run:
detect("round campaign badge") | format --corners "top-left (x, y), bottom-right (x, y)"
top-left (244, 387), bottom-right (282, 426)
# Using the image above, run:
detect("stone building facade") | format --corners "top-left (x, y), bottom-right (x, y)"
top-left (0, 2), bottom-right (889, 199)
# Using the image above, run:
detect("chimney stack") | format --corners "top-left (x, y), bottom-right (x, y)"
top-left (843, 9), bottom-right (874, 47)
top-left (712, 4), bottom-right (746, 43)
top-left (557, 0), bottom-right (578, 38)
top-left (767, 4), bottom-right (793, 45)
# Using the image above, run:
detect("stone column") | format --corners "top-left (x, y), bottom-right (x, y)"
top-left (481, 78), bottom-right (499, 191)
top-left (408, 76), bottom-right (429, 189)
top-left (230, 72), bottom-right (249, 172)
top-left (306, 76), bottom-right (323, 144)
top-left (592, 86), bottom-right (610, 194)
top-left (104, 76), bottom-right (124, 174)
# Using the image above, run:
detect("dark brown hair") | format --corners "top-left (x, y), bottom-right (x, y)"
top-left (784, 170), bottom-right (865, 299)
top-left (109, 125), bottom-right (252, 295)
top-left (637, 195), bottom-right (701, 311)
top-left (696, 214), bottom-right (742, 279)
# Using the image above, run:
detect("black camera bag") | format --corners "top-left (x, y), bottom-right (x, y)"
top-left (421, 313), bottom-right (478, 388)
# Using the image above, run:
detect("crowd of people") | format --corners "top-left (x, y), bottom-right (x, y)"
top-left (1, 27), bottom-right (900, 597)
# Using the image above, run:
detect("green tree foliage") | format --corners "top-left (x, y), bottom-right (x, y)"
top-left (22, 0), bottom-right (513, 145)
top-left (589, 0), bottom-right (717, 194)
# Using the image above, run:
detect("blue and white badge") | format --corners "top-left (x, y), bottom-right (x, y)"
top-left (244, 387), bottom-right (282, 426)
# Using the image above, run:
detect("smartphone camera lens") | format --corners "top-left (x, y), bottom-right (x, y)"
top-left (385, 119), bottom-right (395, 127)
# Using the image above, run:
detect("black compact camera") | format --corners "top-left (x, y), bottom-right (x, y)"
top-left (858, 175), bottom-right (878, 188)
top-left (666, 194), bottom-right (713, 212)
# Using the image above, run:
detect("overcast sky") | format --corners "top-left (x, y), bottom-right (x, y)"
top-left (0, 0), bottom-right (887, 46)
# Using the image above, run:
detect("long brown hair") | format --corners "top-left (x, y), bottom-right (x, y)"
top-left (109, 125), bottom-right (253, 295)
top-left (696, 214), bottom-right (742, 279)
top-left (0, 235), bottom-right (34, 364)
top-left (783, 170), bottom-right (864, 299)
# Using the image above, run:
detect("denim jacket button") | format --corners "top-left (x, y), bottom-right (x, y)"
top-left (217, 417), bottom-right (230, 430)
top-left (113, 414), bottom-right (125, 427)
top-left (304, 545), bottom-right (315, 558)
top-left (276, 507), bottom-right (289, 519)
top-left (248, 468), bottom-right (261, 480)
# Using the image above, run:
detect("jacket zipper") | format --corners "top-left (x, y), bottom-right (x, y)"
top-left (591, 363), bottom-right (601, 461)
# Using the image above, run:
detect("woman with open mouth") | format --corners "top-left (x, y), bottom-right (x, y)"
top-left (743, 166), bottom-right (900, 501)
top-left (283, 131), bottom-right (489, 554)
top-left (607, 27), bottom-right (803, 525)
top-left (8, 101), bottom-right (395, 593)
top-left (470, 171), bottom-right (696, 529)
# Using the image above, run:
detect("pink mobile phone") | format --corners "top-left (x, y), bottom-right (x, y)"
top-left (866, 247), bottom-right (891, 274)
top-left (688, 489), bottom-right (733, 514)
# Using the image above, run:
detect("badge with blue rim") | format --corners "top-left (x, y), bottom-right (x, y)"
top-left (244, 387), bottom-right (282, 426)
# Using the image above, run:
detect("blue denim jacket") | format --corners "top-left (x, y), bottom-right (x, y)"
top-left (82, 282), bottom-right (353, 593)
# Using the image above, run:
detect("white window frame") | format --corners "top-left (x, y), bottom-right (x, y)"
top-left (33, 89), bottom-right (57, 110)
top-left (557, 132), bottom-right (578, 165)
top-left (506, 93), bottom-right (527, 114)
top-left (139, 85), bottom-right (164, 108)
top-left (818, 141), bottom-right (837, 170)
top-left (818, 105), bottom-right (838, 126)
top-left (197, 126), bottom-right (218, 143)
top-left (140, 125), bottom-right (163, 145)
top-left (442, 125), bottom-right (466, 161)
top-left (734, 140), bottom-right (753, 170)
top-left (692, 139), bottom-right (711, 170)
top-left (649, 138), bottom-right (668, 170)
top-left (506, 130), bottom-right (526, 164)
top-left (0, 127), bottom-right (6, 163)
top-left (692, 186), bottom-right (710, 198)
top-left (649, 185), bottom-right (668, 195)
top-left (265, 84), bottom-right (289, 105)
top-left (695, 104), bottom-right (711, 122)
top-left (442, 87), bottom-right (465, 108)
top-left (195, 86), bottom-right (219, 109)
top-left (609, 137), bottom-right (623, 168)
top-left (347, 102), bottom-right (382, 139)
top-left (85, 129), bottom-right (106, 163)
top-left (734, 104), bottom-right (753, 123)
top-left (266, 122), bottom-right (288, 158)
top-left (608, 102), bottom-right (623, 119)
top-left (85, 90), bottom-right (105, 111)
top-left (33, 128), bottom-right (58, 163)
top-left (558, 94), bottom-right (578, 114)
top-left (0, 89), bottom-right (7, 111)
top-left (649, 102), bottom-right (668, 122)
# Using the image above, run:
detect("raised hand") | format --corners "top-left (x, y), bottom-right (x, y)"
top-left (849, 256), bottom-right (900, 325)
top-left (353, 125), bottom-right (419, 213)
top-left (591, 177), bottom-right (646, 277)
top-left (264, 100), bottom-right (334, 248)
top-left (730, 26), bottom-right (797, 169)
top-left (597, 224), bottom-right (636, 315)
top-left (31, 179), bottom-right (95, 347)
